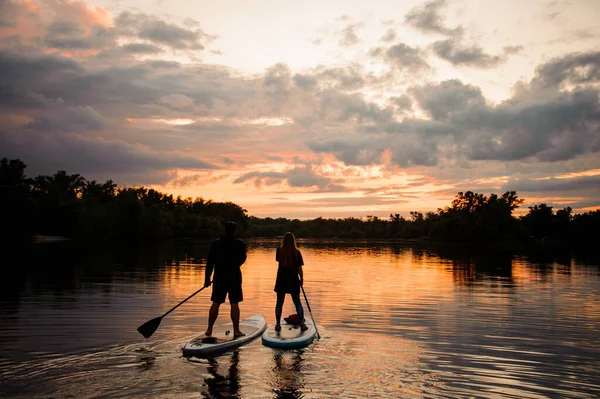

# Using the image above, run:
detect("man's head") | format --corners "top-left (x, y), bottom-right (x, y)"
top-left (224, 221), bottom-right (237, 236)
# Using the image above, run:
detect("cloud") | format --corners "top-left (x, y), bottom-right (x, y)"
top-left (390, 95), bottom-right (413, 112)
top-left (26, 104), bottom-right (109, 132)
top-left (502, 175), bottom-right (600, 193)
top-left (1, 0), bottom-right (114, 54)
top-left (1, 1), bottom-right (599, 213)
top-left (339, 23), bottom-right (362, 46)
top-left (533, 51), bottom-right (600, 88)
top-left (317, 89), bottom-right (393, 123)
top-left (310, 51), bottom-right (600, 168)
top-left (315, 65), bottom-right (366, 91)
top-left (405, 0), bottom-right (517, 69)
top-left (369, 43), bottom-right (430, 72)
top-left (234, 165), bottom-right (346, 192)
top-left (264, 63), bottom-right (293, 93)
top-left (0, 129), bottom-right (217, 184)
top-left (44, 20), bottom-right (116, 50)
top-left (432, 38), bottom-right (503, 68)
top-left (168, 172), bottom-right (229, 187)
top-left (465, 89), bottom-right (600, 162)
top-left (381, 28), bottom-right (396, 42)
top-left (410, 79), bottom-right (486, 120)
top-left (404, 0), bottom-right (462, 37)
top-left (159, 93), bottom-right (194, 109)
top-left (115, 11), bottom-right (209, 50)
top-left (121, 43), bottom-right (163, 54)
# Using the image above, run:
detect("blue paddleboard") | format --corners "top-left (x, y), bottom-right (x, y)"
top-left (262, 319), bottom-right (317, 349)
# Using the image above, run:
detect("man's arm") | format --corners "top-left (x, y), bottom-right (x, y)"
top-left (238, 241), bottom-right (247, 267)
top-left (204, 243), bottom-right (215, 287)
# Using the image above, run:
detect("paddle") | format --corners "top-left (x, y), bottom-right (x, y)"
top-left (301, 286), bottom-right (320, 339)
top-left (137, 285), bottom-right (209, 339)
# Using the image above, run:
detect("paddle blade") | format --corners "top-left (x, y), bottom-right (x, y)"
top-left (137, 316), bottom-right (163, 338)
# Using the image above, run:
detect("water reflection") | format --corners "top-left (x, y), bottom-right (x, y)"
top-left (1, 239), bottom-right (599, 398)
top-left (203, 351), bottom-right (241, 399)
top-left (271, 351), bottom-right (304, 399)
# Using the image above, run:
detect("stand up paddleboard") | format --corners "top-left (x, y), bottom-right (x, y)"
top-left (262, 318), bottom-right (317, 349)
top-left (182, 314), bottom-right (266, 357)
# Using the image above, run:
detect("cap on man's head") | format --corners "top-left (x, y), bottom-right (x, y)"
top-left (224, 221), bottom-right (237, 235)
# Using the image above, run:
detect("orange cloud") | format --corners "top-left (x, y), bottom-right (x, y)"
top-left (1, 0), bottom-right (113, 57)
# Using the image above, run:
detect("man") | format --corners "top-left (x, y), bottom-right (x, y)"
top-left (204, 221), bottom-right (247, 337)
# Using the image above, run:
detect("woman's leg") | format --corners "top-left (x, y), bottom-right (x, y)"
top-left (291, 291), bottom-right (305, 322)
top-left (275, 291), bottom-right (286, 325)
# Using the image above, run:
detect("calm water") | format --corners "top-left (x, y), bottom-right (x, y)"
top-left (1, 239), bottom-right (599, 398)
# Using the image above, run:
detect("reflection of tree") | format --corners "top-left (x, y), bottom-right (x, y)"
top-left (271, 351), bottom-right (304, 399)
top-left (428, 243), bottom-right (516, 287)
top-left (203, 351), bottom-right (241, 399)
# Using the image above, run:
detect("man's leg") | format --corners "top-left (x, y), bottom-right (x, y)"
top-left (205, 302), bottom-right (221, 336)
top-left (230, 302), bottom-right (245, 337)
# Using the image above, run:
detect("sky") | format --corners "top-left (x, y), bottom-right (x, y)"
top-left (1, 0), bottom-right (599, 219)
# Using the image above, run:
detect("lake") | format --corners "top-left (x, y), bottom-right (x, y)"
top-left (1, 239), bottom-right (599, 398)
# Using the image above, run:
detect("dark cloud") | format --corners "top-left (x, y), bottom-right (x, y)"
top-left (404, 0), bottom-right (462, 37)
top-left (317, 65), bottom-right (366, 91)
top-left (115, 11), bottom-right (209, 50)
top-left (503, 45), bottom-right (524, 55)
top-left (410, 79), bottom-right (486, 120)
top-left (369, 43), bottom-right (430, 71)
top-left (405, 0), bottom-right (516, 69)
top-left (0, 51), bottom-right (83, 103)
top-left (293, 73), bottom-right (318, 91)
top-left (311, 51), bottom-right (600, 167)
top-left (318, 90), bottom-right (393, 123)
top-left (264, 63), bottom-right (293, 93)
top-left (145, 60), bottom-right (182, 69)
top-left (234, 166), bottom-right (346, 192)
top-left (533, 51), bottom-right (600, 88)
top-left (0, 129), bottom-right (217, 184)
top-left (308, 136), bottom-right (389, 166)
top-left (390, 95), bottom-right (413, 111)
top-left (26, 104), bottom-right (109, 132)
top-left (294, 65), bottom-right (369, 92)
top-left (44, 22), bottom-right (116, 50)
top-left (432, 38), bottom-right (503, 68)
top-left (465, 89), bottom-right (600, 162)
top-left (122, 43), bottom-right (163, 54)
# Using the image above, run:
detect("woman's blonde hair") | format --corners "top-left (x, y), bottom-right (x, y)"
top-left (279, 232), bottom-right (298, 268)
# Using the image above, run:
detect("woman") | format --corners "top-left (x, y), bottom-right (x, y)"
top-left (274, 232), bottom-right (307, 332)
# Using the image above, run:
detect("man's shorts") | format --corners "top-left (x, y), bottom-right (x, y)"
top-left (211, 282), bottom-right (243, 304)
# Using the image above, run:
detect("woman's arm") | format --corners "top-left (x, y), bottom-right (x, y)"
top-left (298, 266), bottom-right (304, 286)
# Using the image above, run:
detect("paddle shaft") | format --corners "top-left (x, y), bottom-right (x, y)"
top-left (162, 285), bottom-right (209, 318)
top-left (301, 286), bottom-right (320, 339)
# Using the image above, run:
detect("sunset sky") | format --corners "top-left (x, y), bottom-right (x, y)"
top-left (1, 0), bottom-right (599, 219)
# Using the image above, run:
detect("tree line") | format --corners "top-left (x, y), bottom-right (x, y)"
top-left (2, 157), bottom-right (598, 244)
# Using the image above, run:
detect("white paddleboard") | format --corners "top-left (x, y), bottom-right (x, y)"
top-left (262, 319), bottom-right (317, 349)
top-left (182, 313), bottom-right (266, 357)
